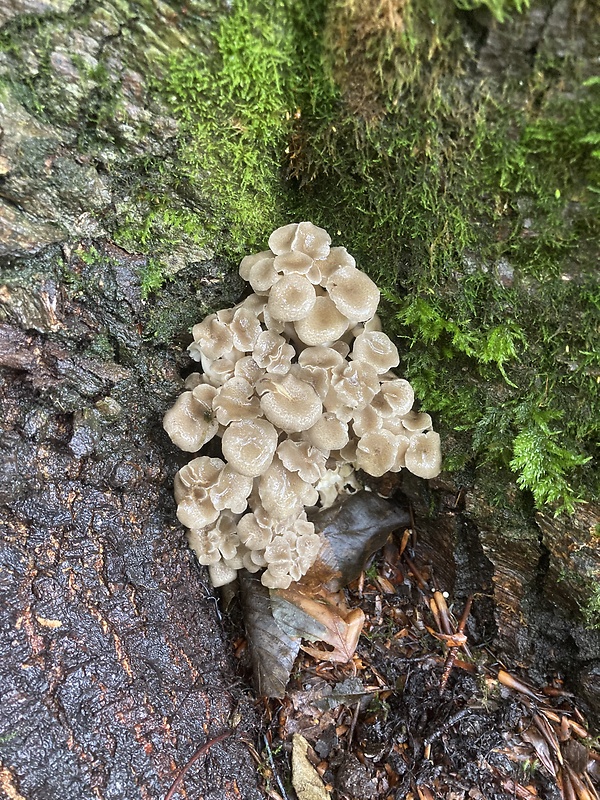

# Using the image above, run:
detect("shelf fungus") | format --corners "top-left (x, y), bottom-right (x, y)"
top-left (163, 222), bottom-right (442, 590)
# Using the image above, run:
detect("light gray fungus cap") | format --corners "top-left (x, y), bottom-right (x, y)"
top-left (163, 222), bottom-right (442, 588)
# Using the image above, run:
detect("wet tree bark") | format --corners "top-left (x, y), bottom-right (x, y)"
top-left (0, 245), bottom-right (264, 799)
top-left (0, 1), bottom-right (270, 797)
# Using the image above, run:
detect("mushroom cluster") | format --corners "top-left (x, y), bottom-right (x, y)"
top-left (164, 222), bottom-right (441, 589)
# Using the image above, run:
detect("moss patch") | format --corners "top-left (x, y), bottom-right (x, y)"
top-left (128, 0), bottom-right (598, 515)
top-left (285, 0), bottom-right (599, 514)
top-left (116, 0), bottom-right (337, 263)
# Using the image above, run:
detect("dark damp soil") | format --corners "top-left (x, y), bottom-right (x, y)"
top-left (225, 532), bottom-right (599, 800)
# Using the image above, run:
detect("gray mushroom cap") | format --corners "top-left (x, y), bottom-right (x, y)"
top-left (267, 273), bottom-right (316, 321)
top-left (259, 373), bottom-right (323, 433)
top-left (221, 417), bottom-right (279, 477)
top-left (404, 431), bottom-right (442, 479)
top-left (326, 265), bottom-right (380, 322)
top-left (163, 388), bottom-right (218, 453)
top-left (293, 296), bottom-right (350, 346)
top-left (351, 331), bottom-right (399, 373)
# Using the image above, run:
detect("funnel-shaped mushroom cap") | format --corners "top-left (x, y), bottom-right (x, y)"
top-left (372, 378), bottom-right (414, 418)
top-left (230, 306), bottom-right (262, 352)
top-left (258, 456), bottom-right (318, 520)
top-left (187, 529), bottom-right (221, 566)
top-left (330, 361), bottom-right (379, 412)
top-left (189, 315), bottom-right (233, 362)
top-left (315, 246), bottom-right (356, 284)
top-left (199, 349), bottom-right (244, 388)
top-left (351, 404), bottom-right (383, 438)
top-left (221, 417), bottom-right (278, 477)
top-left (304, 412), bottom-right (349, 453)
top-left (253, 330), bottom-right (295, 374)
top-left (277, 439), bottom-right (327, 484)
top-left (212, 377), bottom-right (260, 425)
top-left (352, 331), bottom-right (399, 373)
top-left (174, 456), bottom-right (224, 504)
top-left (163, 388), bottom-right (218, 453)
top-left (404, 431), bottom-right (442, 479)
top-left (392, 435), bottom-right (411, 471)
top-left (291, 221), bottom-right (331, 260)
top-left (326, 265), bottom-right (380, 322)
top-left (259, 373), bottom-right (323, 433)
top-left (177, 484), bottom-right (220, 529)
top-left (355, 429), bottom-right (399, 477)
top-left (294, 346), bottom-right (346, 399)
top-left (261, 568), bottom-right (293, 590)
top-left (273, 251), bottom-right (314, 276)
top-left (401, 410), bottom-right (433, 432)
top-left (208, 561), bottom-right (238, 587)
top-left (234, 356), bottom-right (265, 385)
top-left (248, 255), bottom-right (277, 294)
top-left (294, 296), bottom-right (350, 346)
top-left (298, 345), bottom-right (346, 371)
top-left (268, 223), bottom-right (299, 255)
top-left (209, 464), bottom-right (253, 514)
top-left (237, 512), bottom-right (273, 551)
top-left (268, 274), bottom-right (316, 321)
top-left (239, 250), bottom-right (273, 280)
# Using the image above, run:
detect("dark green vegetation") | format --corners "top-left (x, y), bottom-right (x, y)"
top-left (134, 0), bottom-right (598, 516)
top-left (0, 0), bottom-right (597, 515)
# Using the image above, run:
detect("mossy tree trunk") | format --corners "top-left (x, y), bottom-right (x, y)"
top-left (0, 0), bottom-right (599, 794)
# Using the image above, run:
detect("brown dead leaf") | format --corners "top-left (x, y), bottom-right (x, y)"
top-left (272, 585), bottom-right (365, 664)
top-left (533, 712), bottom-right (563, 766)
top-left (425, 626), bottom-right (468, 647)
top-left (521, 723), bottom-right (557, 778)
top-left (498, 670), bottom-right (542, 701)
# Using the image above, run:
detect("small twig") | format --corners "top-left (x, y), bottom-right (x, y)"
top-left (165, 731), bottom-right (232, 800)
top-left (403, 554), bottom-right (428, 591)
top-left (432, 591), bottom-right (453, 636)
top-left (409, 504), bottom-right (416, 542)
top-left (439, 596), bottom-right (473, 694)
top-left (424, 707), bottom-right (477, 747)
top-left (348, 700), bottom-right (361, 747)
top-left (262, 734), bottom-right (290, 800)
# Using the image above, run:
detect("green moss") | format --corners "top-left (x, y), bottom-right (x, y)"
top-left (135, 0), bottom-right (597, 514)
top-left (116, 0), bottom-right (336, 273)
top-left (6, 0), bottom-right (595, 515)
top-left (139, 258), bottom-right (168, 298)
top-left (281, 1), bottom-right (599, 515)
top-left (453, 0), bottom-right (530, 22)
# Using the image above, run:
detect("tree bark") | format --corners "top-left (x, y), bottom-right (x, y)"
top-left (0, 243), bottom-right (264, 799)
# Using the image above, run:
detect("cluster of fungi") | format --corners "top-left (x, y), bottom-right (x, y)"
top-left (164, 222), bottom-right (441, 590)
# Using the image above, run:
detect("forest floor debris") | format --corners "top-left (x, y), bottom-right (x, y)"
top-left (228, 516), bottom-right (600, 800)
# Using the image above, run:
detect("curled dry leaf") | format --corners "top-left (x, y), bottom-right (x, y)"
top-left (498, 670), bottom-right (542, 701)
top-left (521, 724), bottom-right (557, 779)
top-left (425, 626), bottom-right (468, 648)
top-left (307, 491), bottom-right (410, 592)
top-left (238, 569), bottom-right (301, 698)
top-left (271, 584), bottom-right (365, 664)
